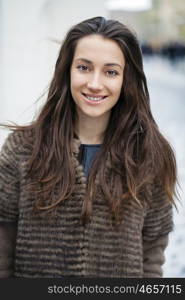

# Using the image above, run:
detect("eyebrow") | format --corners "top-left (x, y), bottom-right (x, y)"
top-left (75, 58), bottom-right (124, 70)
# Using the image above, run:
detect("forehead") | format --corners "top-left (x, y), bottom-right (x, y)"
top-left (73, 34), bottom-right (125, 65)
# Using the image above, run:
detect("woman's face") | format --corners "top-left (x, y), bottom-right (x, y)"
top-left (70, 34), bottom-right (125, 120)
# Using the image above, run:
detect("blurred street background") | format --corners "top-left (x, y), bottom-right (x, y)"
top-left (0, 0), bottom-right (185, 277)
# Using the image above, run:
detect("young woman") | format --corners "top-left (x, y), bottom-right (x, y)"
top-left (0, 16), bottom-right (177, 278)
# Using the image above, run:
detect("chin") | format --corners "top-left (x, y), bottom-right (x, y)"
top-left (84, 111), bottom-right (106, 118)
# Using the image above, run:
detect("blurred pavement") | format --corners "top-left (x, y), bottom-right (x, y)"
top-left (144, 56), bottom-right (185, 277)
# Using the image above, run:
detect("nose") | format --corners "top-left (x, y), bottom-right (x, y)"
top-left (87, 72), bottom-right (103, 91)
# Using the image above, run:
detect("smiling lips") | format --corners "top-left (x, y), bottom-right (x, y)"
top-left (82, 93), bottom-right (108, 103)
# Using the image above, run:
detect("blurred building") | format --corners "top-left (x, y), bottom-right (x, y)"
top-left (107, 0), bottom-right (185, 46)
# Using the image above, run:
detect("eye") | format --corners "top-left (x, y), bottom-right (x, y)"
top-left (76, 65), bottom-right (89, 72)
top-left (106, 70), bottom-right (119, 77)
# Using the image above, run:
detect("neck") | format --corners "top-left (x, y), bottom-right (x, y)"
top-left (75, 113), bottom-right (110, 145)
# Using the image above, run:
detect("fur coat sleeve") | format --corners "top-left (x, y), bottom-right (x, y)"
top-left (142, 182), bottom-right (173, 277)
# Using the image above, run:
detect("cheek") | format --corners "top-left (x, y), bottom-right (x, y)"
top-left (109, 79), bottom-right (123, 97)
top-left (71, 72), bottom-right (85, 91)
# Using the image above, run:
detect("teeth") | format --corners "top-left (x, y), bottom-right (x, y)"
top-left (86, 95), bottom-right (104, 101)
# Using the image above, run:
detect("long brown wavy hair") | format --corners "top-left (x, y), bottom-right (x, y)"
top-left (3, 17), bottom-right (178, 223)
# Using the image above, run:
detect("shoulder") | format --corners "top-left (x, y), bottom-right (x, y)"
top-left (0, 128), bottom-right (35, 165)
top-left (146, 179), bottom-right (172, 212)
top-left (2, 128), bottom-right (34, 150)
